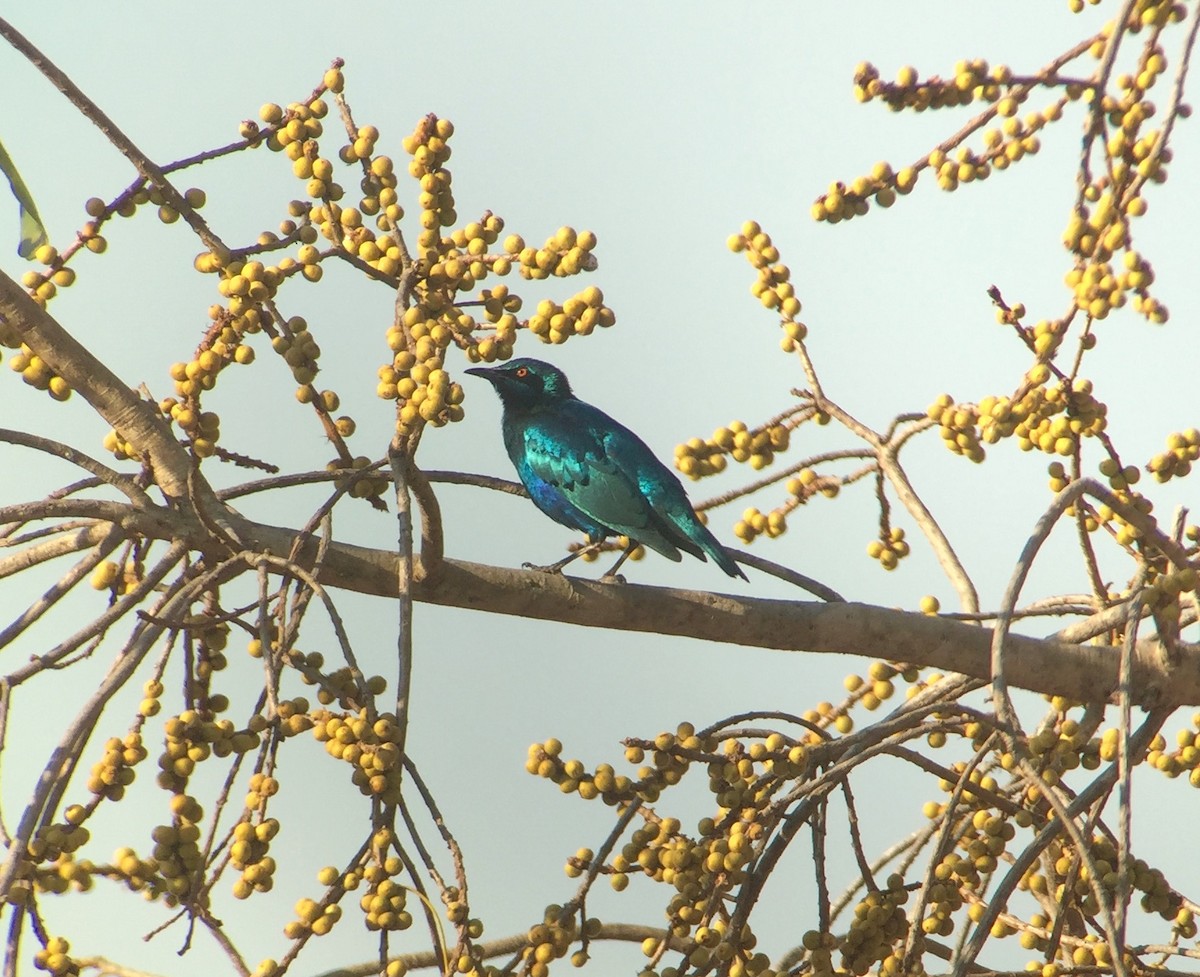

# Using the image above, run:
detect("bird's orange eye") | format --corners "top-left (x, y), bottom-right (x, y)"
top-left (515, 367), bottom-right (529, 378)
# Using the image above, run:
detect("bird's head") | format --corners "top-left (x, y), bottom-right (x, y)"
top-left (465, 358), bottom-right (573, 409)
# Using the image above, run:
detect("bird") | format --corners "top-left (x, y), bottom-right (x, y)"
top-left (466, 358), bottom-right (747, 581)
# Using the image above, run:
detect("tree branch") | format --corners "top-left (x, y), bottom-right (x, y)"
top-left (0, 271), bottom-right (193, 501)
top-left (2, 486), bottom-right (1192, 706)
top-left (242, 519), bottom-right (1196, 708)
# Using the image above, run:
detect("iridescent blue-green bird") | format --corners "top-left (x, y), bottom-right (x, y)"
top-left (466, 358), bottom-right (747, 581)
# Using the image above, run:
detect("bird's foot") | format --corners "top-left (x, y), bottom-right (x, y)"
top-left (599, 572), bottom-right (627, 585)
top-left (521, 561), bottom-right (565, 575)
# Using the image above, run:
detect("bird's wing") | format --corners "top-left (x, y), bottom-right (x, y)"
top-left (522, 412), bottom-right (683, 560)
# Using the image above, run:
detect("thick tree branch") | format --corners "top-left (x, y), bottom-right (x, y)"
top-left (2, 487), bottom-right (1193, 706)
top-left (240, 520), bottom-right (1196, 708)
top-left (0, 271), bottom-right (193, 500)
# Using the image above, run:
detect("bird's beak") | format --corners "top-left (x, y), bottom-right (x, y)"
top-left (464, 366), bottom-right (495, 382)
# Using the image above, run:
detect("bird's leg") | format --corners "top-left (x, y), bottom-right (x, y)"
top-left (522, 538), bottom-right (605, 575)
top-left (600, 539), bottom-right (639, 583)
top-left (522, 550), bottom-right (583, 574)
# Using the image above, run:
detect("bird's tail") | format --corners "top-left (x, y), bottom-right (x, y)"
top-left (708, 540), bottom-right (748, 580)
top-left (645, 487), bottom-right (749, 581)
top-left (691, 523), bottom-right (747, 581)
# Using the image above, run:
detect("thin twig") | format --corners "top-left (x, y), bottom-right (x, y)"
top-left (0, 430), bottom-right (150, 507)
top-left (0, 18), bottom-right (227, 257)
top-left (1114, 577), bottom-right (1146, 947)
top-left (813, 796), bottom-right (830, 933)
top-left (389, 438), bottom-right (415, 786)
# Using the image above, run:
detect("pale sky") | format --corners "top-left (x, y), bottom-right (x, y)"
top-left (2, 4), bottom-right (1198, 975)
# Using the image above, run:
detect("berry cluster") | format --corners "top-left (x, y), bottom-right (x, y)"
top-left (929, 374), bottom-right (1109, 467)
top-left (679, 420), bottom-right (792, 479)
top-left (520, 910), bottom-right (581, 977)
top-left (732, 506), bottom-right (787, 544)
top-left (360, 875), bottom-right (411, 932)
top-left (522, 285), bottom-right (613, 346)
top-left (510, 226), bottom-right (601, 281)
top-left (866, 527), bottom-right (910, 571)
top-left (1144, 714), bottom-right (1200, 786)
top-left (284, 894), bottom-right (343, 939)
top-left (830, 883), bottom-right (911, 977)
top-left (89, 558), bottom-right (144, 595)
top-left (86, 733), bottom-right (146, 801)
top-left (326, 453), bottom-right (389, 500)
top-left (1146, 428), bottom-right (1200, 482)
top-left (32, 936), bottom-right (80, 977)
top-left (725, 222), bottom-right (803, 324)
top-left (814, 59), bottom-right (1061, 222)
top-left (311, 708), bottom-right (405, 805)
top-left (928, 395), bottom-right (986, 463)
top-left (842, 661), bottom-right (907, 713)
